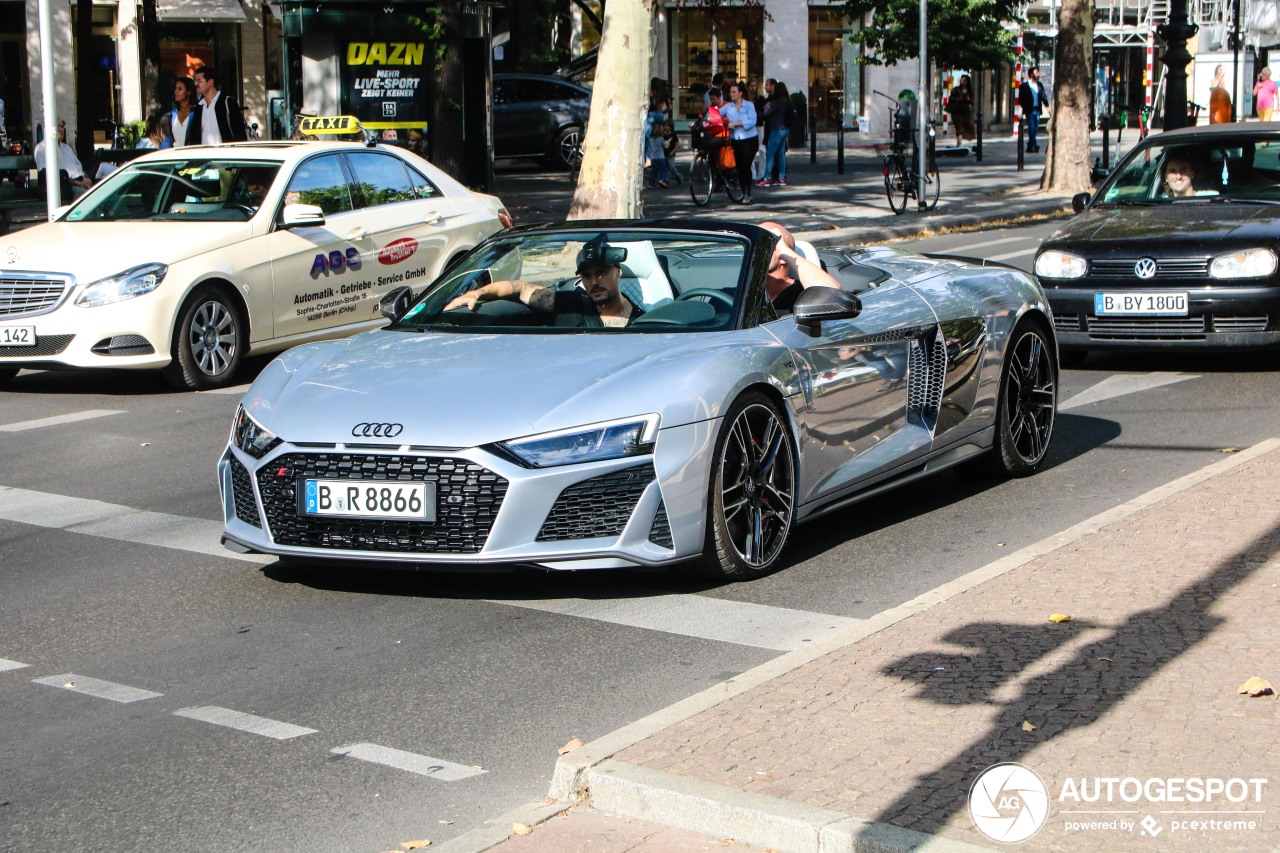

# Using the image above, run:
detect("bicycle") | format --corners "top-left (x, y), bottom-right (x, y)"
top-left (882, 112), bottom-right (940, 214)
top-left (688, 139), bottom-right (744, 206)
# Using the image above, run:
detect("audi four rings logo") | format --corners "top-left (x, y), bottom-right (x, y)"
top-left (1134, 258), bottom-right (1158, 279)
top-left (352, 422), bottom-right (404, 438)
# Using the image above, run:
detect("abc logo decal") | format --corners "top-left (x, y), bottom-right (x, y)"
top-left (968, 762), bottom-right (1049, 843)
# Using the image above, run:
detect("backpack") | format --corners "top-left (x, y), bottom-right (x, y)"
top-left (689, 116), bottom-right (706, 151)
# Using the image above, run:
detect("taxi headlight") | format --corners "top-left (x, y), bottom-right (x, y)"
top-left (1209, 248), bottom-right (1278, 279)
top-left (496, 415), bottom-right (660, 468)
top-left (1033, 251), bottom-right (1087, 280)
top-left (75, 263), bottom-right (168, 308)
top-left (231, 405), bottom-right (282, 459)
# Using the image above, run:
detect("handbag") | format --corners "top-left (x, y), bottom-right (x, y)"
top-left (750, 147), bottom-right (766, 181)
top-left (717, 144), bottom-right (736, 170)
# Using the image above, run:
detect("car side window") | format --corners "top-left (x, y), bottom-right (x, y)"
top-left (285, 155), bottom-right (353, 215)
top-left (348, 153), bottom-right (417, 208)
top-left (404, 164), bottom-right (441, 200)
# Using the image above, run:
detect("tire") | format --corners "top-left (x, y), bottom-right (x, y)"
top-left (0, 367), bottom-right (17, 385)
top-left (689, 153), bottom-right (712, 206)
top-left (723, 167), bottom-right (745, 203)
top-left (923, 158), bottom-right (941, 210)
top-left (164, 286), bottom-right (246, 391)
top-left (549, 126), bottom-right (583, 171)
top-left (685, 392), bottom-right (796, 581)
top-left (988, 319), bottom-right (1057, 477)
top-left (885, 157), bottom-right (909, 215)
top-left (1059, 348), bottom-right (1088, 369)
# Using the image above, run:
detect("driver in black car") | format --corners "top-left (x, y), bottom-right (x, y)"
top-left (444, 236), bottom-right (646, 328)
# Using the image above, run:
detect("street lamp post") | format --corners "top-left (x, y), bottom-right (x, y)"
top-left (918, 0), bottom-right (928, 208)
top-left (1158, 0), bottom-right (1198, 131)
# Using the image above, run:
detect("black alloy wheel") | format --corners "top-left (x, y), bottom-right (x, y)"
top-left (687, 392), bottom-right (796, 580)
top-left (552, 126), bottom-right (583, 171)
top-left (990, 319), bottom-right (1057, 476)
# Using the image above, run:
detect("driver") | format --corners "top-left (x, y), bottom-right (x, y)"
top-left (444, 236), bottom-right (646, 328)
top-left (760, 221), bottom-right (841, 314)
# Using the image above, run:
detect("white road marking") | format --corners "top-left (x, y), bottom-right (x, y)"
top-left (0, 409), bottom-right (126, 432)
top-left (201, 384), bottom-right (252, 396)
top-left (0, 657), bottom-right (30, 672)
top-left (0, 486), bottom-right (273, 564)
top-left (948, 235), bottom-right (1030, 252)
top-left (174, 705), bottom-right (318, 740)
top-left (331, 742), bottom-right (486, 781)
top-left (492, 595), bottom-right (863, 652)
top-left (989, 248), bottom-right (1034, 261)
top-left (33, 674), bottom-right (163, 703)
top-left (1060, 372), bottom-right (1199, 411)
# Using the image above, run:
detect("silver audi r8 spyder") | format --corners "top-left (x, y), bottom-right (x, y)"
top-left (218, 222), bottom-right (1058, 580)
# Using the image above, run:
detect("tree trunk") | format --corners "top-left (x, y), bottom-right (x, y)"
top-left (1041, 0), bottom-right (1093, 194)
top-left (569, 0), bottom-right (653, 220)
top-left (427, 0), bottom-right (466, 180)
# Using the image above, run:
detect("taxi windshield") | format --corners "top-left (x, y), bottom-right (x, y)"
top-left (1099, 135), bottom-right (1280, 204)
top-left (63, 159), bottom-right (283, 223)
top-left (391, 230), bottom-right (751, 334)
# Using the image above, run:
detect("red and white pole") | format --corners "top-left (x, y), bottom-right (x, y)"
top-left (1013, 30), bottom-right (1024, 139)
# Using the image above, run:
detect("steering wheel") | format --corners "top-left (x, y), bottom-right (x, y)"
top-left (676, 288), bottom-right (734, 308)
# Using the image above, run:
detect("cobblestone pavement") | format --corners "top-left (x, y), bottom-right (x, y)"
top-left (469, 440), bottom-right (1280, 853)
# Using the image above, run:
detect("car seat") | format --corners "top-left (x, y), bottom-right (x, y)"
top-left (613, 240), bottom-right (675, 309)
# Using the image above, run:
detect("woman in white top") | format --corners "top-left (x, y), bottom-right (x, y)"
top-left (720, 82), bottom-right (759, 205)
top-left (169, 77), bottom-right (197, 147)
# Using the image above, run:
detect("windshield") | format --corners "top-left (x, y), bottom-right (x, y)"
top-left (1098, 135), bottom-right (1280, 204)
top-left (391, 230), bottom-right (751, 334)
top-left (64, 159), bottom-right (283, 222)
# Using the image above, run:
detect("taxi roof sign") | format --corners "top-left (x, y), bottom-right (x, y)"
top-left (298, 115), bottom-right (364, 136)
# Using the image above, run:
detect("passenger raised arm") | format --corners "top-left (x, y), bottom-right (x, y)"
top-left (759, 220), bottom-right (841, 314)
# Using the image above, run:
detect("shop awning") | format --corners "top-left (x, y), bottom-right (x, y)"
top-left (157, 0), bottom-right (248, 23)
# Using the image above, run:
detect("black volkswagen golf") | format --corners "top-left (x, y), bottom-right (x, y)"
top-left (1035, 123), bottom-right (1280, 365)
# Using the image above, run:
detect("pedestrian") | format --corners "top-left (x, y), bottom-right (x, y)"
top-left (950, 74), bottom-right (976, 142)
top-left (34, 118), bottom-right (92, 198)
top-left (1017, 67), bottom-right (1049, 153)
top-left (645, 77), bottom-right (670, 165)
top-left (406, 128), bottom-right (427, 157)
top-left (704, 72), bottom-right (726, 109)
top-left (646, 122), bottom-right (668, 188)
top-left (168, 76), bottom-right (198, 147)
top-left (662, 119), bottom-right (683, 185)
top-left (722, 81), bottom-right (759, 204)
top-left (1209, 65), bottom-right (1233, 124)
top-left (758, 81), bottom-right (793, 187)
top-left (1253, 67), bottom-right (1277, 121)
top-left (193, 66), bottom-right (248, 144)
top-left (136, 111), bottom-right (169, 149)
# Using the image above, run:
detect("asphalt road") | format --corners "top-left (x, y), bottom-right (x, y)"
top-left (3, 221), bottom-right (1279, 853)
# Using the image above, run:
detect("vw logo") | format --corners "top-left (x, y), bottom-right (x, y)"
top-left (352, 422), bottom-right (404, 438)
top-left (1134, 258), bottom-right (1158, 279)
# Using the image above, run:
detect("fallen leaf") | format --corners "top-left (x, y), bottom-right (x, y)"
top-left (1021, 720), bottom-right (1037, 732)
top-left (399, 840), bottom-right (431, 850)
top-left (1097, 656), bottom-right (1112, 662)
top-left (140, 442), bottom-right (151, 447)
top-left (1048, 613), bottom-right (1072, 623)
top-left (512, 823), bottom-right (532, 836)
top-left (1217, 447), bottom-right (1242, 453)
top-left (436, 820), bottom-right (452, 825)
top-left (557, 737), bottom-right (583, 755)
top-left (1238, 676), bottom-right (1275, 697)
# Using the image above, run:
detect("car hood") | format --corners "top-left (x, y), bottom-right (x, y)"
top-left (0, 221), bottom-right (253, 282)
top-left (1043, 203), bottom-right (1279, 252)
top-left (242, 328), bottom-right (769, 448)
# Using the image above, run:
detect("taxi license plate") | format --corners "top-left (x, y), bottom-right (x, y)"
top-left (301, 479), bottom-right (435, 522)
top-left (1094, 292), bottom-right (1188, 316)
top-left (0, 326), bottom-right (35, 346)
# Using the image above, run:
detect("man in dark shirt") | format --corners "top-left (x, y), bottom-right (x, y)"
top-left (760, 221), bottom-right (841, 314)
top-left (445, 236), bottom-right (645, 327)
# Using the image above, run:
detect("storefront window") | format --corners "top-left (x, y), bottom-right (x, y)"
top-left (809, 8), bottom-right (859, 131)
top-left (670, 6), bottom-right (763, 120)
top-left (72, 4), bottom-right (120, 142)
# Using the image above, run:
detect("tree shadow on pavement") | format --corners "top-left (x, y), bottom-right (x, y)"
top-left (859, 518), bottom-right (1280, 841)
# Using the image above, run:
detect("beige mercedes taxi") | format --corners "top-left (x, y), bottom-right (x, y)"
top-left (0, 135), bottom-right (512, 389)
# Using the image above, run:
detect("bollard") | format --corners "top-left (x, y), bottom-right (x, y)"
top-left (1101, 113), bottom-right (1110, 172)
top-left (1017, 121), bottom-right (1024, 171)
top-left (976, 110), bottom-right (983, 163)
top-left (837, 122), bottom-right (844, 174)
top-left (810, 114), bottom-right (817, 164)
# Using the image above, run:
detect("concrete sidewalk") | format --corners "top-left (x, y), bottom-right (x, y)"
top-left (445, 439), bottom-right (1280, 853)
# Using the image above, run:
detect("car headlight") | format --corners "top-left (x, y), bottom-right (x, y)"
top-left (75, 263), bottom-right (168, 308)
top-left (496, 415), bottom-right (660, 468)
top-left (1033, 251), bottom-right (1087, 280)
top-left (231, 405), bottom-right (282, 459)
top-left (1209, 248), bottom-right (1278, 279)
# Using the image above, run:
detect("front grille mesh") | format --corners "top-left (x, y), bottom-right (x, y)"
top-left (1087, 316), bottom-right (1206, 339)
top-left (0, 277), bottom-right (71, 318)
top-left (230, 457), bottom-right (262, 528)
top-left (1088, 258), bottom-right (1210, 278)
top-left (1053, 313), bottom-right (1083, 332)
top-left (257, 453), bottom-right (508, 554)
top-left (0, 334), bottom-right (73, 357)
top-left (907, 336), bottom-right (946, 429)
top-left (649, 500), bottom-right (673, 549)
top-left (1212, 315), bottom-right (1268, 332)
top-left (538, 464), bottom-right (655, 542)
